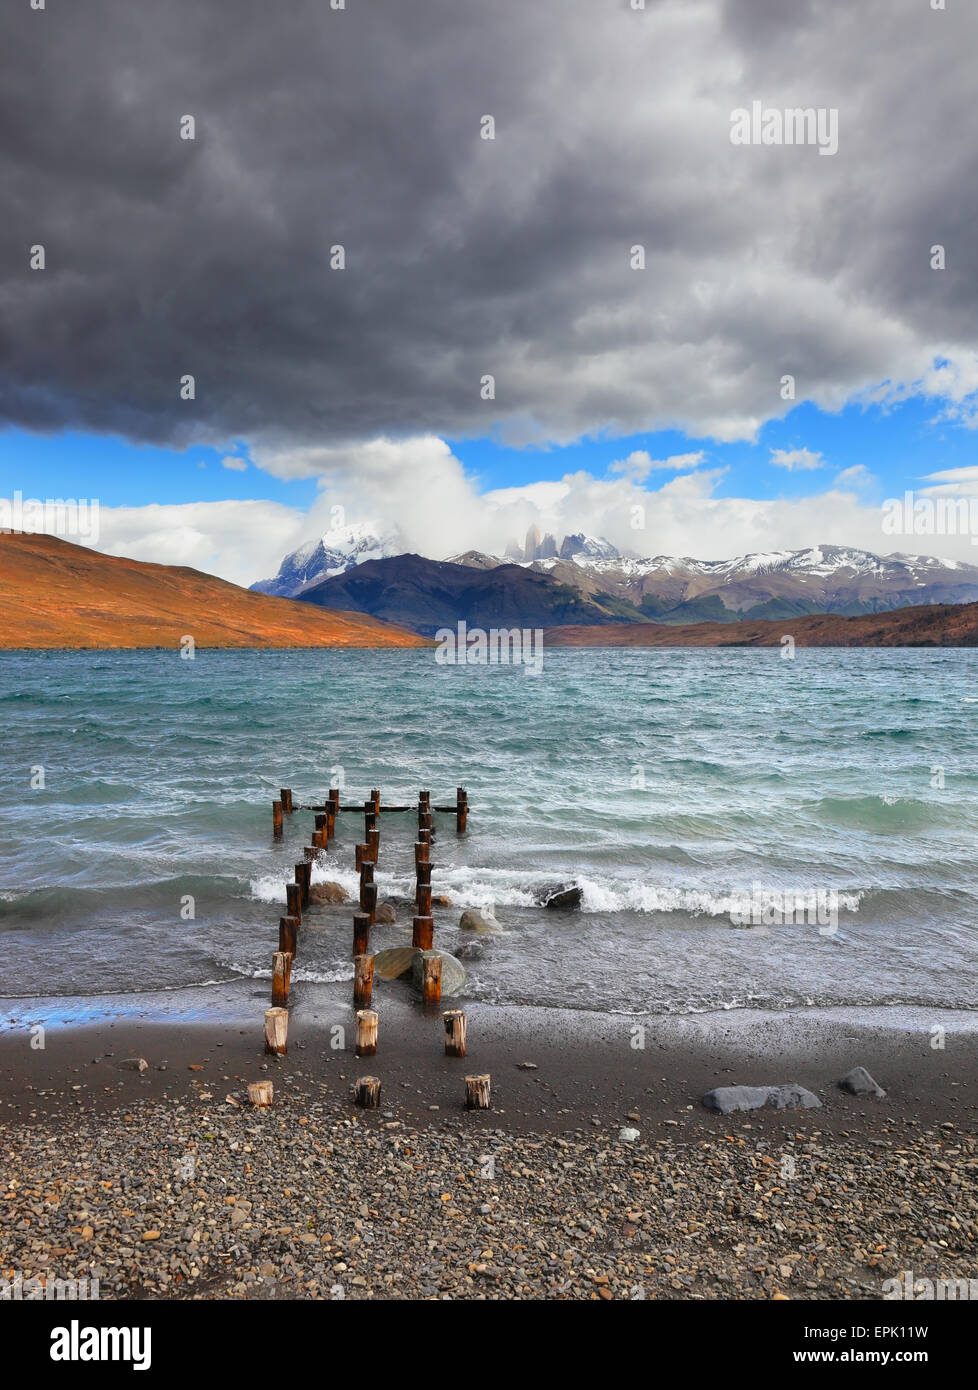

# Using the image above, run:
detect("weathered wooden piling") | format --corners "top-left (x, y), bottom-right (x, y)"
top-left (353, 952), bottom-right (374, 1006)
top-left (359, 863), bottom-right (374, 912)
top-left (421, 952), bottom-right (442, 1006)
top-left (443, 1009), bottom-right (467, 1057)
top-left (272, 799), bottom-right (283, 838)
top-left (355, 1009), bottom-right (378, 1057)
top-left (412, 914), bottom-right (434, 950)
top-left (364, 801), bottom-right (377, 836)
top-left (353, 911), bottom-right (371, 958)
top-left (370, 788), bottom-right (381, 813)
top-left (295, 861), bottom-right (311, 907)
top-left (465, 1074), bottom-right (491, 1109)
top-left (286, 882), bottom-right (302, 924)
top-left (354, 1076), bottom-right (381, 1108)
top-left (360, 882), bottom-right (377, 923)
top-left (280, 788), bottom-right (293, 815)
top-left (415, 860), bottom-right (432, 909)
top-left (248, 1081), bottom-right (274, 1107)
top-left (456, 787), bottom-right (468, 834)
top-left (264, 1006), bottom-right (288, 1055)
top-left (271, 950), bottom-right (292, 1007)
top-left (417, 882), bottom-right (432, 916)
top-left (366, 827), bottom-right (380, 860)
top-left (279, 915), bottom-right (298, 957)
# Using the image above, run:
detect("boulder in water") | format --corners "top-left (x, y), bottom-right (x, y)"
top-left (371, 946), bottom-right (417, 980)
top-left (456, 940), bottom-right (486, 961)
top-left (374, 901), bottom-right (397, 925)
top-left (309, 881), bottom-right (347, 905)
top-left (431, 894), bottom-right (453, 908)
top-left (459, 908), bottom-right (503, 934)
top-left (410, 948), bottom-right (467, 997)
top-left (541, 884), bottom-right (583, 911)
top-left (701, 1084), bottom-right (822, 1114)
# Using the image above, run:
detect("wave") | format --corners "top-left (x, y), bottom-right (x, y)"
top-left (813, 793), bottom-right (951, 833)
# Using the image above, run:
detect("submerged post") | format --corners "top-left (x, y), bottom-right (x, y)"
top-left (456, 787), bottom-right (468, 834)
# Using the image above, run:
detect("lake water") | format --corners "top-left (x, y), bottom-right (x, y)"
top-left (1, 647), bottom-right (976, 1017)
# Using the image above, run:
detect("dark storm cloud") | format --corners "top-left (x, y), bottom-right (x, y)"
top-left (2, 0), bottom-right (977, 456)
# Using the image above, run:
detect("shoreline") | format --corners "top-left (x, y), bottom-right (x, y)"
top-left (2, 987), bottom-right (974, 1300)
top-left (2, 984), bottom-right (975, 1136)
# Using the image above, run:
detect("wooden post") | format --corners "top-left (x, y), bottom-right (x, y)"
top-left (353, 953), bottom-right (374, 1007)
top-left (370, 788), bottom-right (381, 813)
top-left (419, 790), bottom-right (431, 809)
top-left (355, 843), bottom-right (367, 871)
top-left (415, 860), bottom-right (432, 907)
top-left (328, 788), bottom-right (340, 816)
top-left (359, 862), bottom-right (374, 911)
top-left (465, 1074), bottom-right (491, 1110)
top-left (355, 1009), bottom-right (378, 1057)
top-left (272, 799), bottom-right (283, 838)
top-left (286, 882), bottom-right (302, 924)
top-left (315, 813), bottom-right (327, 845)
top-left (279, 915), bottom-right (298, 957)
top-left (422, 952), bottom-right (442, 1007)
top-left (353, 911), bottom-right (371, 958)
top-left (280, 788), bottom-right (293, 814)
top-left (419, 810), bottom-right (432, 835)
top-left (361, 882), bottom-right (377, 923)
top-left (272, 950), bottom-right (292, 1007)
top-left (325, 805), bottom-right (336, 839)
top-left (412, 915), bottom-right (434, 950)
top-left (414, 840), bottom-right (430, 867)
top-left (364, 801), bottom-right (376, 836)
top-left (366, 828), bottom-right (380, 861)
top-left (417, 882), bottom-right (432, 916)
top-left (456, 787), bottom-right (468, 834)
top-left (264, 1007), bottom-right (288, 1055)
top-left (295, 861), bottom-right (311, 908)
top-left (354, 1076), bottom-right (381, 1108)
top-left (248, 1080), bottom-right (274, 1107)
top-left (443, 1010), bottom-right (467, 1058)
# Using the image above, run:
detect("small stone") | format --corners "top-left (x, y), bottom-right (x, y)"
top-left (838, 1067), bottom-right (886, 1099)
top-left (119, 1058), bottom-right (148, 1072)
top-left (619, 1128), bottom-right (640, 1143)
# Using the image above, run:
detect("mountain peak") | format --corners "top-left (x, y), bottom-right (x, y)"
top-left (251, 521), bottom-right (402, 597)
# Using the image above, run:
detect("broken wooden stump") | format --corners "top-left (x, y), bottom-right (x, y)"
top-left (353, 952), bottom-right (374, 1007)
top-left (280, 788), bottom-right (294, 815)
top-left (248, 1080), bottom-right (274, 1107)
top-left (421, 952), bottom-right (442, 1007)
top-left (443, 1009), bottom-right (467, 1058)
top-left (355, 1009), bottom-right (378, 1057)
top-left (272, 799), bottom-right (283, 838)
top-left (354, 1076), bottom-right (381, 1109)
top-left (465, 1074), bottom-right (491, 1110)
top-left (456, 786), bottom-right (468, 834)
top-left (264, 1006), bottom-right (288, 1056)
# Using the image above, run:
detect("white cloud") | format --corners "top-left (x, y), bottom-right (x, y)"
top-left (835, 465), bottom-right (875, 488)
top-left (221, 456), bottom-right (248, 471)
top-left (770, 448), bottom-right (824, 472)
top-left (610, 450), bottom-right (706, 481)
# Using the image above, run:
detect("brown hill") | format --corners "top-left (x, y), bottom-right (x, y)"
top-left (0, 532), bottom-right (428, 649)
top-left (544, 602), bottom-right (978, 648)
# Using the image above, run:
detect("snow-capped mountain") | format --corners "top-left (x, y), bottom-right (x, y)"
top-left (251, 522), bottom-right (402, 598)
top-left (459, 541), bottom-right (978, 623)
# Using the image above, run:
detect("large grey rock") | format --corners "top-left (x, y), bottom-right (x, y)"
top-left (410, 949), bottom-right (466, 997)
top-left (374, 901), bottom-right (397, 925)
top-left (701, 1084), bottom-right (822, 1114)
top-left (458, 908), bottom-right (503, 935)
top-left (839, 1066), bottom-right (886, 1099)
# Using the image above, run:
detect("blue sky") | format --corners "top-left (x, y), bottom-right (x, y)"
top-left (4, 394), bottom-right (974, 514)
